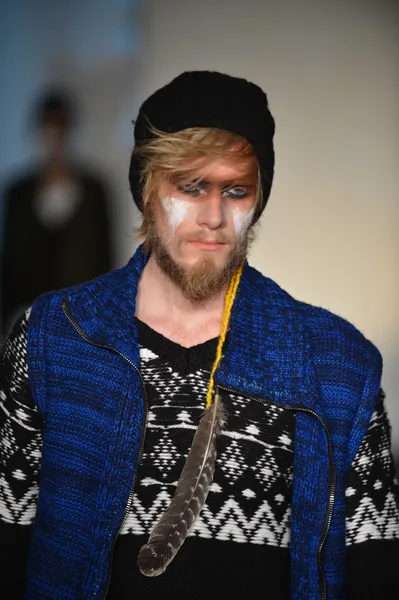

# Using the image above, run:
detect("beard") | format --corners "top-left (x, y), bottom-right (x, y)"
top-left (143, 202), bottom-right (256, 302)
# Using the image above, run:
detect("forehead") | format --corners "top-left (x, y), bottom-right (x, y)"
top-left (173, 152), bottom-right (258, 184)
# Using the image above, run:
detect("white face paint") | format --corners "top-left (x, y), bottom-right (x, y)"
top-left (231, 206), bottom-right (255, 238)
top-left (160, 195), bottom-right (190, 235)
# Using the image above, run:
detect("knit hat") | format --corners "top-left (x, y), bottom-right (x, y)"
top-left (129, 70), bottom-right (275, 217)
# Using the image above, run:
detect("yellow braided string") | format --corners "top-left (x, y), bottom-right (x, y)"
top-left (205, 262), bottom-right (244, 409)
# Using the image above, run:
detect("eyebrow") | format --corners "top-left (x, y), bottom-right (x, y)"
top-left (182, 178), bottom-right (255, 188)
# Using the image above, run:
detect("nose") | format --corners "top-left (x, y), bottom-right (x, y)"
top-left (197, 190), bottom-right (226, 230)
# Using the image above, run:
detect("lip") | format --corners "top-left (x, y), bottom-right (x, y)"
top-left (188, 241), bottom-right (226, 250)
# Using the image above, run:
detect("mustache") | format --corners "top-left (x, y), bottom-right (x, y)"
top-left (182, 232), bottom-right (232, 244)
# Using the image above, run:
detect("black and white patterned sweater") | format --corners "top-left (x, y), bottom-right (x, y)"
top-left (1, 312), bottom-right (399, 599)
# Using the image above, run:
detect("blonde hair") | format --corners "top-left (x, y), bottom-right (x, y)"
top-left (133, 126), bottom-right (263, 243)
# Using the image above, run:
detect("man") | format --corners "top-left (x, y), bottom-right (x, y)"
top-left (0, 88), bottom-right (113, 338)
top-left (0, 71), bottom-right (398, 600)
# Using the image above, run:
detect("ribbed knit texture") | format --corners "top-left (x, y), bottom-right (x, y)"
top-left (25, 244), bottom-right (382, 600)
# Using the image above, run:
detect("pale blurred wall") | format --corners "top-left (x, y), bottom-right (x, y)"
top-left (133, 0), bottom-right (399, 451)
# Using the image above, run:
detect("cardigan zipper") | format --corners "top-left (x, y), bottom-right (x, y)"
top-left (216, 383), bottom-right (336, 600)
top-left (61, 298), bottom-right (149, 600)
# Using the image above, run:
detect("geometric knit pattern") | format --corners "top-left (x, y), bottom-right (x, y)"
top-left (121, 329), bottom-right (294, 548)
top-left (0, 309), bottom-right (43, 526)
top-left (1, 311), bottom-right (398, 551)
top-left (346, 391), bottom-right (399, 543)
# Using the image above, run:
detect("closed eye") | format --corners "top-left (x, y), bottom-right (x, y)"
top-left (176, 181), bottom-right (207, 197)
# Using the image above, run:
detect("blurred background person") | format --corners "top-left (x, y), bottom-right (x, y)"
top-left (0, 88), bottom-right (113, 337)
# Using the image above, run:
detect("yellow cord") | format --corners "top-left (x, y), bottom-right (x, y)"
top-left (205, 262), bottom-right (244, 408)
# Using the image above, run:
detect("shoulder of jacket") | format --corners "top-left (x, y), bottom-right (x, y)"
top-left (245, 264), bottom-right (381, 373)
top-left (3, 170), bottom-right (38, 197)
top-left (302, 301), bottom-right (381, 368)
top-left (30, 265), bottom-right (121, 313)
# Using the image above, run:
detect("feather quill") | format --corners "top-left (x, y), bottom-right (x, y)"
top-left (137, 392), bottom-right (226, 576)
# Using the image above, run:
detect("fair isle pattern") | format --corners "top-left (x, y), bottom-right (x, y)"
top-left (346, 391), bottom-right (399, 543)
top-left (0, 312), bottom-right (398, 550)
top-left (121, 354), bottom-right (295, 547)
top-left (0, 310), bottom-right (42, 525)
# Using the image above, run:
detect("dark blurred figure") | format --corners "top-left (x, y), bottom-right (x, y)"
top-left (0, 88), bottom-right (113, 337)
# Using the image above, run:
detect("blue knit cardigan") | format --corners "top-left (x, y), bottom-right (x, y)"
top-left (25, 245), bottom-right (382, 600)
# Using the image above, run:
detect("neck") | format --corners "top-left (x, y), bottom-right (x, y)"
top-left (40, 159), bottom-right (73, 183)
top-left (135, 254), bottom-right (228, 346)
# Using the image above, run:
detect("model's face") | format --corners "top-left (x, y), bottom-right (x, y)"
top-left (155, 155), bottom-right (257, 266)
top-left (144, 153), bottom-right (258, 301)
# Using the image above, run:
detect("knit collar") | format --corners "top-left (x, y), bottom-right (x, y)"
top-left (65, 244), bottom-right (321, 413)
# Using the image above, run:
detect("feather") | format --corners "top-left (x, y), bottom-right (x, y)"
top-left (137, 392), bottom-right (226, 576)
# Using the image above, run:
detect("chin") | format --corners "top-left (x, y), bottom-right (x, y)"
top-left (186, 244), bottom-right (230, 261)
top-left (183, 251), bottom-right (227, 269)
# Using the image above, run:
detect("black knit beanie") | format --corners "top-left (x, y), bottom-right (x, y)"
top-left (129, 71), bottom-right (275, 218)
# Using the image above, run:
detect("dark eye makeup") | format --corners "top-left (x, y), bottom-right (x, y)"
top-left (176, 180), bottom-right (253, 200)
